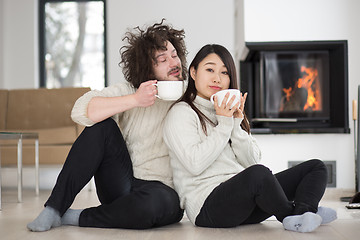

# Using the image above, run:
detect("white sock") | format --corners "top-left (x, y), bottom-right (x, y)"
top-left (61, 208), bottom-right (83, 226)
top-left (316, 206), bottom-right (337, 224)
top-left (27, 206), bottom-right (61, 232)
top-left (283, 212), bottom-right (322, 233)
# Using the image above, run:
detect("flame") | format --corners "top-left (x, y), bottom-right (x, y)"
top-left (283, 87), bottom-right (293, 102)
top-left (282, 66), bottom-right (321, 111)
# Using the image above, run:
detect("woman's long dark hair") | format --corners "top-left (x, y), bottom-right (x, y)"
top-left (176, 44), bottom-right (250, 134)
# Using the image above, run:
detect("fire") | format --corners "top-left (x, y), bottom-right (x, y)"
top-left (281, 66), bottom-right (321, 111)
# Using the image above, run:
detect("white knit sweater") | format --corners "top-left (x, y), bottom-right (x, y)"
top-left (163, 96), bottom-right (262, 224)
top-left (71, 81), bottom-right (175, 187)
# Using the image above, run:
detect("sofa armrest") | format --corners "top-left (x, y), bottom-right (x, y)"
top-left (0, 90), bottom-right (8, 130)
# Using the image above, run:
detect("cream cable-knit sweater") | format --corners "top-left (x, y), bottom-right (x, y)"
top-left (71, 81), bottom-right (175, 188)
top-left (163, 96), bottom-right (262, 224)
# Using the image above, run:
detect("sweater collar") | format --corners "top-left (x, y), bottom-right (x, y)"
top-left (194, 95), bottom-right (215, 112)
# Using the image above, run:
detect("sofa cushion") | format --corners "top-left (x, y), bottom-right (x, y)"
top-left (6, 87), bottom-right (90, 130)
top-left (37, 126), bottom-right (78, 144)
top-left (0, 87), bottom-right (90, 165)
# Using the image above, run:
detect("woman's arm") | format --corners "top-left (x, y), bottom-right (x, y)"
top-left (230, 118), bottom-right (262, 167)
top-left (163, 104), bottom-right (234, 176)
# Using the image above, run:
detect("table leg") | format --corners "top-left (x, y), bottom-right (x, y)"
top-left (17, 138), bottom-right (23, 203)
top-left (35, 139), bottom-right (39, 196)
top-left (0, 148), bottom-right (2, 210)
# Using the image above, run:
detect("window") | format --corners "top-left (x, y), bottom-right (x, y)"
top-left (39, 0), bottom-right (106, 90)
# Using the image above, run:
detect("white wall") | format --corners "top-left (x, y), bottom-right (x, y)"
top-left (0, 0), bottom-right (4, 88)
top-left (106, 0), bottom-right (235, 86)
top-left (242, 0), bottom-right (360, 189)
top-left (0, 0), bottom-right (235, 89)
top-left (2, 0), bottom-right (38, 89)
top-left (1, 0), bottom-right (359, 189)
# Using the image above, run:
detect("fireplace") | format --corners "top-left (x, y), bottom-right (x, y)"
top-left (240, 40), bottom-right (349, 134)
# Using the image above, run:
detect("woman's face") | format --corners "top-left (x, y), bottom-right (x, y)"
top-left (190, 53), bottom-right (230, 100)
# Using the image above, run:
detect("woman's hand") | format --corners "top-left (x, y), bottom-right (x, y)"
top-left (234, 92), bottom-right (248, 119)
top-left (214, 93), bottom-right (240, 117)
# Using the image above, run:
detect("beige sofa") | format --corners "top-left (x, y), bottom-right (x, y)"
top-left (0, 87), bottom-right (90, 166)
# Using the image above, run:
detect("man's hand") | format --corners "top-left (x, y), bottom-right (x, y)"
top-left (134, 80), bottom-right (158, 107)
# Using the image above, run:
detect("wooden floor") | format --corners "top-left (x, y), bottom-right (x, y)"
top-left (0, 187), bottom-right (360, 240)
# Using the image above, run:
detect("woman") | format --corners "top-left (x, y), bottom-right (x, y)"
top-left (163, 44), bottom-right (336, 232)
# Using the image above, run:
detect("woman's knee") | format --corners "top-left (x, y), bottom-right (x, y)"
top-left (247, 164), bottom-right (273, 177)
top-left (244, 164), bottom-right (277, 187)
top-left (308, 159), bottom-right (326, 169)
top-left (303, 159), bottom-right (328, 176)
top-left (309, 159), bottom-right (328, 178)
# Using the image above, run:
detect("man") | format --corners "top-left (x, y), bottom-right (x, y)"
top-left (27, 19), bottom-right (187, 231)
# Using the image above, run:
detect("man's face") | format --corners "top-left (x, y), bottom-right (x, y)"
top-left (152, 41), bottom-right (183, 81)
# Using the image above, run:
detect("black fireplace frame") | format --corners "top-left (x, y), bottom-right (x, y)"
top-left (240, 40), bottom-right (349, 134)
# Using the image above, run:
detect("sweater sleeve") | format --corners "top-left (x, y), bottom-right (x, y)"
top-left (163, 103), bottom-right (234, 176)
top-left (230, 118), bottom-right (262, 167)
top-left (71, 82), bottom-right (135, 126)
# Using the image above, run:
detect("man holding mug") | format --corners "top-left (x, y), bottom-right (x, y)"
top-left (27, 19), bottom-right (187, 231)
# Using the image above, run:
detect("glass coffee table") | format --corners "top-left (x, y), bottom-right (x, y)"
top-left (0, 132), bottom-right (39, 210)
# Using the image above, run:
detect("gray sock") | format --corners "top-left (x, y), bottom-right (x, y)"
top-left (61, 208), bottom-right (83, 226)
top-left (27, 206), bottom-right (61, 232)
top-left (283, 212), bottom-right (322, 233)
top-left (317, 206), bottom-right (337, 224)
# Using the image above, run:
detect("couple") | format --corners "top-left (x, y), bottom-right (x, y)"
top-left (27, 20), bottom-right (336, 233)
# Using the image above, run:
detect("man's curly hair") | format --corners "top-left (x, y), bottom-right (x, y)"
top-left (119, 19), bottom-right (187, 89)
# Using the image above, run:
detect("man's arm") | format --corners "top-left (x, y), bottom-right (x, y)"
top-left (87, 80), bottom-right (158, 123)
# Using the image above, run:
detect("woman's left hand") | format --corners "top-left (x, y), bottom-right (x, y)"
top-left (214, 93), bottom-right (239, 118)
top-left (234, 92), bottom-right (248, 119)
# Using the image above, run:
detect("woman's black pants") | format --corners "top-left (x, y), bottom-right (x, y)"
top-left (45, 118), bottom-right (183, 229)
top-left (195, 160), bottom-right (328, 228)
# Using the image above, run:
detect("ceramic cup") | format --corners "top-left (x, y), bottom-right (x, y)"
top-left (153, 80), bottom-right (184, 101)
top-left (210, 89), bottom-right (241, 108)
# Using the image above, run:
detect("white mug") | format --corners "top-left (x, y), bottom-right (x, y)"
top-left (153, 80), bottom-right (184, 101)
top-left (210, 89), bottom-right (241, 108)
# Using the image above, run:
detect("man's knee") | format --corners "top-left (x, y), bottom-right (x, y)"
top-left (89, 118), bottom-right (118, 131)
top-left (81, 118), bottom-right (123, 141)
